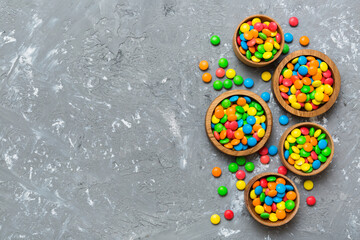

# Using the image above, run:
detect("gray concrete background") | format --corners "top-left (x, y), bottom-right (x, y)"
top-left (0, 0), bottom-right (359, 239)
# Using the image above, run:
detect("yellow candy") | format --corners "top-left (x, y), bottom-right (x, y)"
top-left (250, 189), bottom-right (257, 199)
top-left (288, 95), bottom-right (297, 104)
top-left (324, 84), bottom-right (333, 95)
top-left (294, 164), bottom-right (302, 170)
top-left (291, 153), bottom-right (300, 160)
top-left (295, 157), bottom-right (305, 165)
top-left (315, 92), bottom-right (325, 102)
top-left (287, 135), bottom-right (297, 143)
top-left (283, 69), bottom-right (293, 79)
top-left (252, 17), bottom-right (261, 25)
top-left (277, 201), bottom-right (286, 210)
top-left (270, 31), bottom-right (277, 37)
top-left (261, 71), bottom-right (272, 82)
top-left (257, 128), bottom-right (265, 138)
top-left (291, 129), bottom-right (301, 138)
top-left (320, 62), bottom-right (328, 71)
top-left (305, 103), bottom-right (313, 111)
top-left (243, 104), bottom-right (249, 112)
top-left (264, 42), bottom-right (274, 52)
top-left (240, 23), bottom-right (250, 33)
top-left (255, 116), bottom-right (261, 124)
top-left (304, 180), bottom-right (314, 190)
top-left (263, 52), bottom-right (272, 59)
top-left (316, 85), bottom-right (325, 93)
top-left (269, 213), bottom-right (278, 222)
top-left (312, 99), bottom-right (321, 105)
top-left (292, 146), bottom-right (300, 154)
top-left (290, 85), bottom-right (297, 94)
top-left (226, 69), bottom-right (236, 79)
top-left (312, 80), bottom-right (322, 88)
top-left (255, 205), bottom-right (265, 214)
top-left (317, 68), bottom-right (322, 74)
top-left (291, 57), bottom-right (299, 64)
top-left (248, 107), bottom-right (257, 116)
top-left (284, 140), bottom-right (290, 150)
top-left (297, 144), bottom-right (304, 149)
top-left (291, 102), bottom-right (301, 109)
top-left (212, 115), bottom-right (220, 124)
top-left (210, 214), bottom-right (221, 225)
top-left (263, 21), bottom-right (270, 26)
top-left (314, 129), bottom-right (322, 138)
top-left (236, 180), bottom-right (246, 190)
top-left (274, 41), bottom-right (280, 50)
top-left (251, 56), bottom-right (261, 63)
top-left (301, 163), bottom-right (311, 172)
top-left (260, 115), bottom-right (266, 123)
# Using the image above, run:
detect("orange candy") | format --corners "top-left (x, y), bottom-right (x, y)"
top-left (265, 38), bottom-right (274, 44)
top-left (253, 198), bottom-right (261, 207)
top-left (227, 107), bottom-right (236, 115)
top-left (310, 137), bottom-right (318, 146)
top-left (239, 47), bottom-right (246, 55)
top-left (237, 97), bottom-right (247, 106)
top-left (297, 93), bottom-right (307, 103)
top-left (268, 182), bottom-right (277, 190)
top-left (249, 46), bottom-right (256, 54)
top-left (202, 73), bottom-right (212, 83)
top-left (253, 124), bottom-right (262, 132)
top-left (264, 204), bottom-right (272, 213)
top-left (255, 38), bottom-right (264, 44)
top-left (276, 210), bottom-right (286, 220)
top-left (308, 66), bottom-right (317, 75)
top-left (212, 167), bottom-right (222, 177)
top-left (234, 130), bottom-right (244, 140)
top-left (279, 85), bottom-right (289, 93)
top-left (199, 60), bottom-right (209, 71)
top-left (276, 178), bottom-right (286, 185)
top-left (302, 77), bottom-right (312, 86)
top-left (307, 156), bottom-right (314, 163)
top-left (231, 139), bottom-right (240, 146)
top-left (294, 80), bottom-right (303, 89)
top-left (267, 190), bottom-right (277, 197)
top-left (323, 94), bottom-right (330, 102)
top-left (224, 143), bottom-right (233, 149)
top-left (252, 181), bottom-right (260, 189)
top-left (227, 114), bottom-right (237, 121)
top-left (262, 28), bottom-right (271, 37)
top-left (250, 29), bottom-right (259, 38)
top-left (288, 156), bottom-right (295, 165)
top-left (286, 191), bottom-right (297, 200)
top-left (241, 137), bottom-right (248, 145)
top-left (307, 56), bottom-right (316, 61)
top-left (299, 36), bottom-right (309, 46)
top-left (220, 130), bottom-right (227, 140)
top-left (309, 60), bottom-right (319, 68)
top-left (303, 143), bottom-right (313, 152)
top-left (214, 109), bottom-right (224, 119)
top-left (287, 63), bottom-right (294, 71)
top-left (244, 31), bottom-right (253, 40)
top-left (313, 72), bottom-right (322, 80)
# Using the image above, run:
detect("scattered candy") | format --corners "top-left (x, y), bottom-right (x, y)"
top-left (260, 155), bottom-right (270, 164)
top-left (268, 145), bottom-right (278, 156)
top-left (212, 167), bottom-right (222, 178)
top-left (213, 80), bottom-right (223, 90)
top-left (245, 162), bottom-right (255, 172)
top-left (250, 175), bottom-right (297, 222)
top-left (224, 210), bottom-right (234, 220)
top-left (299, 36), bottom-right (309, 46)
top-left (236, 18), bottom-right (282, 63)
top-left (244, 78), bottom-right (254, 88)
top-left (226, 69), bottom-right (236, 79)
top-left (210, 214), bottom-right (221, 224)
top-left (218, 186), bottom-right (228, 196)
top-left (211, 95), bottom-right (268, 151)
top-left (229, 162), bottom-right (239, 173)
top-left (289, 17), bottom-right (299, 27)
top-left (282, 43), bottom-right (289, 54)
top-left (279, 115), bottom-right (289, 125)
top-left (236, 170), bottom-right (246, 180)
top-left (218, 58), bottom-right (228, 68)
top-left (236, 180), bottom-right (246, 190)
top-left (306, 196), bottom-right (316, 206)
top-left (259, 146), bottom-right (268, 155)
top-left (233, 75), bottom-right (244, 86)
top-left (236, 156), bottom-right (246, 166)
top-left (278, 55), bottom-right (334, 111)
top-left (261, 92), bottom-right (270, 102)
top-left (211, 35), bottom-right (220, 46)
top-left (199, 60), bottom-right (209, 71)
top-left (283, 126), bottom-right (331, 173)
top-left (223, 79), bottom-right (233, 89)
top-left (216, 68), bottom-right (225, 78)
top-left (261, 71), bottom-right (272, 82)
top-left (278, 166), bottom-right (288, 175)
top-left (284, 33), bottom-right (293, 43)
top-left (304, 180), bottom-right (314, 190)
top-left (202, 73), bottom-right (212, 83)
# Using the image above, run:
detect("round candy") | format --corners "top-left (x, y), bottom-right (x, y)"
top-left (268, 145), bottom-right (278, 156)
top-left (278, 166), bottom-right (288, 175)
top-left (306, 196), bottom-right (316, 206)
top-left (289, 17), bottom-right (299, 27)
top-left (218, 58), bottom-right (228, 68)
top-left (202, 73), bottom-right (212, 83)
top-left (233, 75), bottom-right (244, 86)
top-left (285, 200), bottom-right (295, 210)
top-left (216, 68), bottom-right (225, 78)
top-left (218, 186), bottom-right (228, 196)
top-left (236, 180), bottom-right (246, 190)
top-left (282, 43), bottom-right (289, 54)
top-left (224, 210), bottom-right (234, 220)
top-left (284, 33), bottom-right (293, 43)
top-left (212, 167), bottom-right (222, 177)
top-left (279, 115), bottom-right (289, 125)
top-left (261, 71), bottom-right (272, 82)
top-left (228, 162), bottom-right (239, 173)
top-left (261, 92), bottom-right (270, 102)
top-left (304, 180), bottom-right (314, 190)
top-left (210, 214), bottom-right (221, 224)
top-left (259, 146), bottom-right (268, 155)
top-left (199, 60), bottom-right (209, 71)
top-left (245, 162), bottom-right (255, 172)
top-left (299, 36), bottom-right (309, 46)
top-left (244, 78), bottom-right (254, 88)
top-left (223, 79), bottom-right (233, 89)
top-left (236, 170), bottom-right (246, 180)
top-left (260, 155), bottom-right (270, 164)
top-left (210, 35), bottom-right (220, 46)
top-left (236, 156), bottom-right (246, 166)
top-left (213, 80), bottom-right (223, 90)
top-left (226, 69), bottom-right (236, 79)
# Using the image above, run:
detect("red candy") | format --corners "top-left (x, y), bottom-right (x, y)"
top-left (259, 146), bottom-right (268, 155)
top-left (260, 155), bottom-right (270, 164)
top-left (254, 22), bottom-right (263, 31)
top-left (278, 166), bottom-right (288, 175)
top-left (306, 196), bottom-right (316, 206)
top-left (216, 68), bottom-right (225, 78)
top-left (214, 131), bottom-right (220, 140)
top-left (224, 210), bottom-right (234, 220)
top-left (260, 178), bottom-right (268, 188)
top-left (300, 127), bottom-right (309, 135)
top-left (268, 22), bottom-right (277, 32)
top-left (289, 17), bottom-right (299, 27)
top-left (236, 170), bottom-right (246, 180)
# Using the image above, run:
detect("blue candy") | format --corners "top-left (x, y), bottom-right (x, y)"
top-left (244, 96), bottom-right (251, 103)
top-left (244, 78), bottom-right (254, 89)
top-left (276, 183), bottom-right (286, 194)
top-left (312, 160), bottom-right (321, 170)
top-left (261, 92), bottom-right (270, 102)
top-left (277, 192), bottom-right (285, 198)
top-left (298, 56), bottom-right (307, 65)
top-left (318, 139), bottom-right (328, 149)
top-left (284, 33), bottom-right (293, 43)
top-left (243, 124), bottom-right (252, 134)
top-left (229, 96), bottom-right (239, 102)
top-left (284, 150), bottom-right (290, 160)
top-left (285, 185), bottom-right (294, 191)
top-left (247, 137), bottom-right (257, 147)
top-left (237, 119), bottom-right (244, 128)
top-left (243, 145), bottom-right (248, 150)
top-left (250, 26), bottom-right (254, 30)
top-left (234, 143), bottom-right (243, 151)
top-left (279, 115), bottom-right (289, 125)
top-left (241, 41), bottom-right (248, 50)
top-left (265, 196), bottom-right (273, 206)
top-left (247, 116), bottom-right (256, 125)
top-left (294, 62), bottom-right (300, 71)
top-left (261, 122), bottom-right (266, 130)
top-left (240, 34), bottom-right (246, 41)
top-left (293, 70), bottom-right (297, 76)
top-left (211, 123), bottom-right (215, 129)
top-left (273, 197), bottom-right (282, 203)
top-left (268, 145), bottom-right (278, 156)
top-left (298, 65), bottom-right (308, 75)
top-left (255, 186), bottom-right (263, 195)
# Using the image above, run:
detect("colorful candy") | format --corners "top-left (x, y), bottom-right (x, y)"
top-left (304, 180), bottom-right (314, 190)
top-left (228, 162), bottom-right (239, 173)
top-left (199, 60), bottom-right (209, 70)
top-left (216, 68), bottom-right (225, 78)
top-left (261, 92), bottom-right (270, 102)
top-left (236, 18), bottom-right (282, 63)
top-left (299, 36), bottom-right (309, 46)
top-left (279, 115), bottom-right (289, 125)
top-left (202, 73), bottom-right (212, 83)
top-left (224, 210), bottom-right (234, 220)
top-left (213, 80), bottom-right (223, 90)
top-left (260, 155), bottom-right (270, 164)
top-left (289, 17), bottom-right (299, 27)
top-left (282, 43), bottom-right (289, 54)
top-left (284, 33), bottom-right (293, 43)
top-left (210, 214), bottom-right (221, 224)
top-left (218, 186), bottom-right (228, 196)
top-left (218, 58), bottom-right (228, 68)
top-left (212, 167), bottom-right (222, 177)
top-left (223, 79), bottom-right (233, 89)
top-left (278, 55), bottom-right (334, 111)
top-left (268, 145), bottom-right (278, 156)
top-left (250, 176), bottom-right (297, 222)
top-left (211, 95), bottom-right (267, 151)
top-left (244, 78), bottom-right (254, 88)
top-left (211, 35), bottom-right (220, 46)
top-left (283, 126), bottom-right (331, 173)
top-left (245, 162), bottom-right (255, 172)
top-left (226, 69), bottom-right (236, 79)
top-left (236, 180), bottom-right (246, 190)
top-left (278, 166), bottom-right (288, 175)
top-left (306, 196), bottom-right (316, 206)
top-left (236, 170), bottom-right (246, 180)
top-left (236, 156), bottom-right (246, 166)
top-left (261, 71), bottom-right (272, 82)
top-left (233, 75), bottom-right (244, 86)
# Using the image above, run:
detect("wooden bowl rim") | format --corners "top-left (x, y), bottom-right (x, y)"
top-left (278, 122), bottom-right (334, 176)
top-left (244, 172), bottom-right (300, 227)
top-left (271, 49), bottom-right (341, 117)
top-left (232, 14), bottom-right (285, 67)
top-left (205, 90), bottom-right (273, 157)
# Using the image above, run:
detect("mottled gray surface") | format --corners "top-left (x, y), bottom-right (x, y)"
top-left (0, 0), bottom-right (359, 239)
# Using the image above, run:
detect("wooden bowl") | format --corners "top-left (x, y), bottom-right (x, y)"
top-left (244, 172), bottom-right (300, 227)
top-left (205, 90), bottom-right (273, 156)
top-left (272, 49), bottom-right (341, 117)
top-left (232, 15), bottom-right (285, 67)
top-left (279, 122), bottom-right (334, 176)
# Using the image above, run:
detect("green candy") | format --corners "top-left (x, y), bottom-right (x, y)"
top-left (213, 80), bottom-right (223, 90)
top-left (259, 32), bottom-right (267, 40)
top-left (306, 94), bottom-right (311, 102)
top-left (300, 148), bottom-right (310, 157)
top-left (297, 136), bottom-right (306, 145)
top-left (246, 50), bottom-right (252, 60)
top-left (221, 99), bottom-right (231, 108)
top-left (235, 112), bottom-right (241, 120)
top-left (285, 200), bottom-right (295, 210)
top-left (317, 133), bottom-right (327, 141)
top-left (260, 192), bottom-right (266, 202)
top-left (245, 162), bottom-right (255, 172)
top-left (257, 44), bottom-right (265, 54)
top-left (228, 162), bottom-right (239, 173)
top-left (260, 213), bottom-right (270, 219)
top-left (233, 75), bottom-right (244, 86)
top-left (249, 102), bottom-right (255, 107)
top-left (256, 110), bottom-right (264, 116)
top-left (219, 138), bottom-right (229, 144)
top-left (301, 85), bottom-right (311, 93)
top-left (271, 49), bottom-right (278, 55)
top-left (306, 166), bottom-right (313, 173)
top-left (210, 35), bottom-right (220, 46)
top-left (315, 145), bottom-right (321, 154)
top-left (282, 43), bottom-right (289, 54)
top-left (254, 103), bottom-right (263, 111)
top-left (220, 115), bottom-right (228, 123)
top-left (214, 123), bottom-right (223, 132)
top-left (218, 58), bottom-right (228, 68)
top-left (236, 156), bottom-right (246, 166)
top-left (289, 148), bottom-right (293, 155)
top-left (310, 91), bottom-right (316, 100)
top-left (223, 79), bottom-right (233, 89)
top-left (236, 106), bottom-right (245, 113)
top-left (318, 154), bottom-right (327, 163)
top-left (254, 51), bottom-right (263, 59)
top-left (242, 113), bottom-right (248, 121)
top-left (322, 147), bottom-right (332, 157)
top-left (218, 186), bottom-right (228, 196)
top-left (222, 126), bottom-right (227, 131)
top-left (309, 127), bottom-right (315, 136)
top-left (281, 67), bottom-right (288, 75)
top-left (266, 176), bottom-right (276, 182)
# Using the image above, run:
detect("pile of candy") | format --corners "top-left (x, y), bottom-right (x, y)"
top-left (283, 126), bottom-right (331, 173)
top-left (236, 17), bottom-right (282, 63)
top-left (250, 176), bottom-right (297, 222)
top-left (278, 55), bottom-right (334, 111)
top-left (211, 95), bottom-right (267, 150)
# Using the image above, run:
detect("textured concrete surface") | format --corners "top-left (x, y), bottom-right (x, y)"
top-left (0, 0), bottom-right (359, 239)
